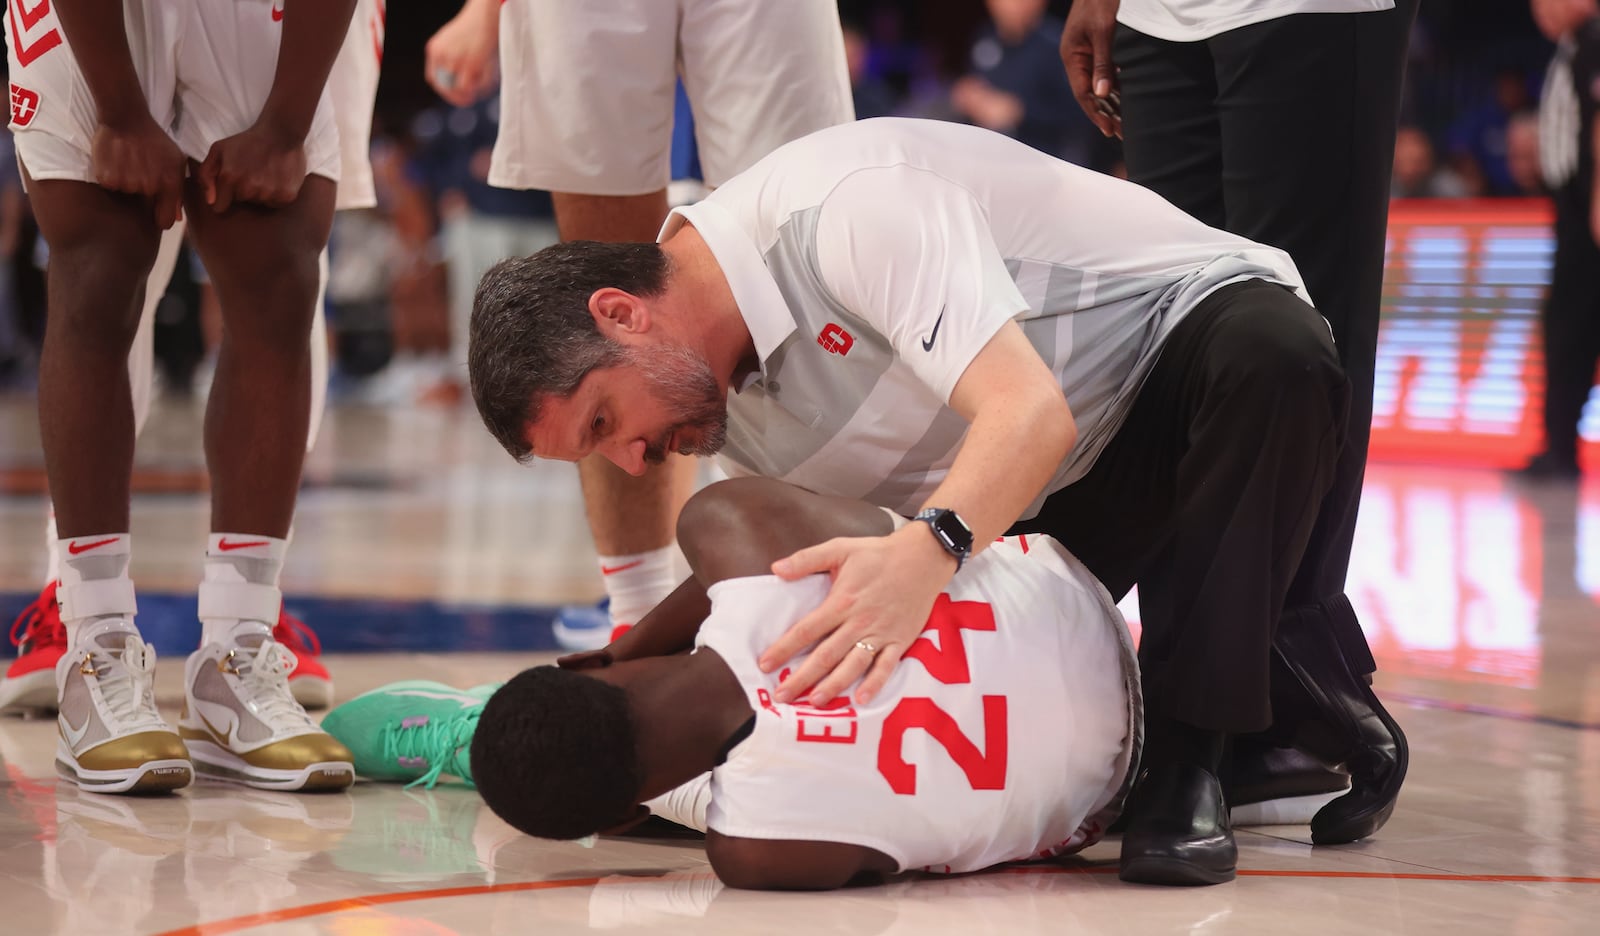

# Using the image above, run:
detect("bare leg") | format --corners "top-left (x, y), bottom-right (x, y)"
top-left (28, 172), bottom-right (161, 538)
top-left (552, 191), bottom-right (697, 558)
top-left (183, 175), bottom-right (336, 536)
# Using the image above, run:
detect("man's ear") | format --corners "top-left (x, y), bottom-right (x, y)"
top-left (590, 288), bottom-right (651, 339)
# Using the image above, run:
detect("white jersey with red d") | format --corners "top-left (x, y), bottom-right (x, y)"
top-left (697, 535), bottom-right (1141, 875)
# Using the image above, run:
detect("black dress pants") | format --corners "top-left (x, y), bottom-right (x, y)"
top-left (1111, 2), bottom-right (1416, 672)
top-left (1539, 188), bottom-right (1600, 466)
top-left (1010, 280), bottom-right (1348, 732)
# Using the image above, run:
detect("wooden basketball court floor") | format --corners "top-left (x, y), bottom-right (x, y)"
top-left (1, 394), bottom-right (1597, 935)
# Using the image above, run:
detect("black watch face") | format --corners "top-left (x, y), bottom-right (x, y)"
top-left (931, 510), bottom-right (974, 553)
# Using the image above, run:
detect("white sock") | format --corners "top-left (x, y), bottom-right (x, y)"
top-left (597, 546), bottom-right (682, 626)
top-left (44, 509), bottom-right (60, 584)
top-left (56, 533), bottom-right (138, 648)
top-left (198, 533), bottom-right (287, 647)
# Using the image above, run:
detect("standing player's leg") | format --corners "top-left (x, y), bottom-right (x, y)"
top-left (176, 170), bottom-right (353, 791)
top-left (554, 191), bottom-right (698, 634)
top-left (272, 0), bottom-right (386, 710)
top-left (162, 0), bottom-right (359, 792)
top-left (24, 172), bottom-right (192, 791)
top-left (487, 0), bottom-right (691, 635)
top-left (1, 222), bottom-right (183, 716)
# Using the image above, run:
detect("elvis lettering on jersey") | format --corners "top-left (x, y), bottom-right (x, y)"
top-left (696, 535), bottom-right (1142, 875)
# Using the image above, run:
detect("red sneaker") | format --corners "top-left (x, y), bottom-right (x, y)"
top-left (1, 581), bottom-right (66, 715)
top-left (274, 606), bottom-right (334, 710)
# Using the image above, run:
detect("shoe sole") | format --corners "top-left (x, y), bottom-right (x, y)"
top-left (1231, 790), bottom-right (1344, 827)
top-left (0, 669), bottom-right (58, 716)
top-left (1118, 856), bottom-right (1236, 886)
top-left (184, 738), bottom-right (354, 792)
top-left (54, 742), bottom-right (192, 795)
top-left (290, 676), bottom-right (334, 711)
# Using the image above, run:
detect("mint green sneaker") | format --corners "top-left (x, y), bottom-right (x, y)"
top-left (320, 680), bottom-right (482, 788)
top-left (464, 682), bottom-right (503, 701)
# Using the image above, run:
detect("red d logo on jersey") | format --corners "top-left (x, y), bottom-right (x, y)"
top-left (9, 84), bottom-right (40, 127)
top-left (818, 323), bottom-right (854, 356)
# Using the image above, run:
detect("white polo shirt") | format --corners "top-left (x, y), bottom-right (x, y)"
top-left (659, 118), bottom-right (1309, 519)
top-left (1117, 1), bottom-right (1395, 43)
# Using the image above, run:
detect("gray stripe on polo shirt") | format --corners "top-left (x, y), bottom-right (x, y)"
top-left (723, 208), bottom-right (898, 478)
top-left (861, 405), bottom-right (971, 509)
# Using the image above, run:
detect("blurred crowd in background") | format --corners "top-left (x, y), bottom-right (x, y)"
top-left (0, 0), bottom-right (1566, 405)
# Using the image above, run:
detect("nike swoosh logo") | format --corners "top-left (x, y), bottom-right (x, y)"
top-left (271, 5), bottom-right (284, 22)
top-left (60, 710), bottom-right (92, 749)
top-left (67, 537), bottom-right (120, 555)
top-left (196, 706), bottom-right (236, 748)
top-left (216, 538), bottom-right (270, 552)
top-left (601, 560), bottom-right (644, 576)
top-left (922, 306), bottom-right (946, 352)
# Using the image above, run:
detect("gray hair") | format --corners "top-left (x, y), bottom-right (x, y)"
top-left (469, 242), bottom-right (672, 460)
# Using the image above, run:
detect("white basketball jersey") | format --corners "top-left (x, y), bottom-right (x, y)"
top-left (697, 535), bottom-right (1141, 874)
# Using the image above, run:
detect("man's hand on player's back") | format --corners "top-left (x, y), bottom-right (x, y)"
top-left (89, 114), bottom-right (186, 230)
top-left (197, 122), bottom-right (309, 213)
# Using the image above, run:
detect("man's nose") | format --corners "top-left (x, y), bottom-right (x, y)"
top-left (603, 438), bottom-right (648, 477)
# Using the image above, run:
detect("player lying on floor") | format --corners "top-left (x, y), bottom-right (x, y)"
top-left (327, 478), bottom-right (1140, 890)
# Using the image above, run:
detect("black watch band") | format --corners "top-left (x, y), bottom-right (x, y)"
top-left (914, 508), bottom-right (974, 570)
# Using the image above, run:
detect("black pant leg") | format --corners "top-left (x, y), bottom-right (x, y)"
top-left (1206, 2), bottom-right (1418, 616)
top-left (1113, 25), bottom-right (1226, 228)
top-left (1017, 281), bottom-right (1349, 733)
top-left (1541, 192), bottom-right (1600, 464)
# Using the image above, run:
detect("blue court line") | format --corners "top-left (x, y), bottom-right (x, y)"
top-left (0, 591), bottom-right (565, 655)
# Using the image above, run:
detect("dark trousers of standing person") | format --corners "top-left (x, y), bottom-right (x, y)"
top-left (1539, 186), bottom-right (1600, 470)
top-left (1111, 0), bottom-right (1417, 674)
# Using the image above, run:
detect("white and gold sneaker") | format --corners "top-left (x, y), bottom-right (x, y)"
top-left (179, 638), bottom-right (354, 792)
top-left (55, 630), bottom-right (193, 794)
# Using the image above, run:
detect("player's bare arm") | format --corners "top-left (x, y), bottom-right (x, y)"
top-left (562, 479), bottom-right (896, 669)
top-left (706, 830), bottom-right (895, 892)
top-left (767, 322), bottom-right (1076, 707)
top-left (51, 0), bottom-right (185, 227)
top-left (198, 0), bottom-right (358, 212)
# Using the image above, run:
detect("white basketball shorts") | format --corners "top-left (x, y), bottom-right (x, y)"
top-left (5, 0), bottom-right (338, 189)
top-left (489, 0), bottom-right (855, 196)
top-left (328, 0), bottom-right (384, 210)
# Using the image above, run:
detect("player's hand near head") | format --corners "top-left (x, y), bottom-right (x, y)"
top-left (89, 114), bottom-right (187, 230)
top-left (197, 122), bottom-right (309, 213)
top-left (425, 0), bottom-right (501, 107)
top-left (760, 528), bottom-right (955, 708)
top-left (1061, 0), bottom-right (1123, 138)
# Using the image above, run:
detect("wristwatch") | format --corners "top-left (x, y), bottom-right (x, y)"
top-left (914, 508), bottom-right (974, 571)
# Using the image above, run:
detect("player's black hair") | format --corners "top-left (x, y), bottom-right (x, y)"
top-left (469, 241), bottom-right (672, 461)
top-left (471, 665), bottom-right (645, 841)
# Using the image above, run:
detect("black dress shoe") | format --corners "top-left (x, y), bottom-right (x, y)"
top-left (1227, 740), bottom-right (1349, 808)
top-left (1273, 596), bottom-right (1408, 845)
top-left (1119, 765), bottom-right (1237, 886)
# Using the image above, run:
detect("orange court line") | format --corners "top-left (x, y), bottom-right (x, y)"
top-left (155, 865), bottom-right (1600, 935)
